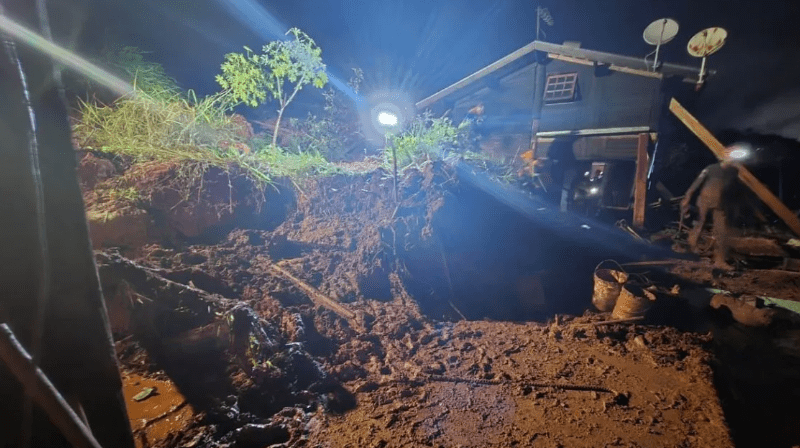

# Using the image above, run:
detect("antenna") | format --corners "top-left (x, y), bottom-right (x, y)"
top-left (536, 5), bottom-right (554, 40)
top-left (642, 18), bottom-right (679, 70)
top-left (687, 27), bottom-right (727, 87)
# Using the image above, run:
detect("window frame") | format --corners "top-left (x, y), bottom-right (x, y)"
top-left (543, 72), bottom-right (579, 104)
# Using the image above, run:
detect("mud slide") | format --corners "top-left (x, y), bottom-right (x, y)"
top-left (81, 157), bottom-right (744, 447)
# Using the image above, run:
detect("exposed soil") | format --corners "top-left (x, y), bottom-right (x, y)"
top-left (81, 158), bottom-right (800, 447)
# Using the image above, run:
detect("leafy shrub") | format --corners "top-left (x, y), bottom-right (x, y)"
top-left (216, 28), bottom-right (328, 146)
top-left (384, 112), bottom-right (473, 170)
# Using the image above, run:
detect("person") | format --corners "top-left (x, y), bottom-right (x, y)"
top-left (680, 159), bottom-right (742, 269)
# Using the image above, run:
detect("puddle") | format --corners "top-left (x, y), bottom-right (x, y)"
top-left (122, 372), bottom-right (195, 448)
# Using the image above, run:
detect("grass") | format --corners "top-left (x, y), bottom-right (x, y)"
top-left (71, 46), bottom-right (335, 191)
top-left (71, 46), bottom-right (520, 202)
top-left (72, 85), bottom-right (336, 191)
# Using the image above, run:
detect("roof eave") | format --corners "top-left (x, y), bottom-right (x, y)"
top-left (415, 40), bottom-right (711, 110)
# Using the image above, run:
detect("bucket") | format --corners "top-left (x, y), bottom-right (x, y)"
top-left (592, 260), bottom-right (628, 312)
top-left (612, 284), bottom-right (656, 320)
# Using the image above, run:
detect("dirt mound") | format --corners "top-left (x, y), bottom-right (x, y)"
top-left (82, 159), bottom-right (294, 251)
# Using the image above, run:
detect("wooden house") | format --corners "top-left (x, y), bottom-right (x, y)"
top-left (415, 40), bottom-right (709, 226)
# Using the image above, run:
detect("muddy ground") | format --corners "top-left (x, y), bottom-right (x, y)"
top-left (80, 153), bottom-right (800, 448)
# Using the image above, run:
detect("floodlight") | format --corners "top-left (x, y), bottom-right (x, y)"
top-left (377, 111), bottom-right (398, 127)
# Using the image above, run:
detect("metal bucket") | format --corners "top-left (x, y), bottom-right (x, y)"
top-left (592, 260), bottom-right (628, 312)
top-left (612, 284), bottom-right (656, 320)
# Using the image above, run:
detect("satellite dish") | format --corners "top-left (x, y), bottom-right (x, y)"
top-left (687, 27), bottom-right (727, 57)
top-left (687, 27), bottom-right (728, 87)
top-left (643, 19), bottom-right (679, 70)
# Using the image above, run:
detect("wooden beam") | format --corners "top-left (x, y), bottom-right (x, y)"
top-left (669, 98), bottom-right (800, 236)
top-left (633, 133), bottom-right (649, 228)
top-left (546, 53), bottom-right (663, 79)
top-left (536, 126), bottom-right (651, 137)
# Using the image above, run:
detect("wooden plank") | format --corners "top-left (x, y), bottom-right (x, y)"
top-left (632, 133), bottom-right (649, 228)
top-left (669, 98), bottom-right (800, 236)
top-left (536, 126), bottom-right (651, 137)
top-left (267, 264), bottom-right (361, 331)
top-left (547, 53), bottom-right (663, 79)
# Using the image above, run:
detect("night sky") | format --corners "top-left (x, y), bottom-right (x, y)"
top-left (57, 0), bottom-right (800, 139)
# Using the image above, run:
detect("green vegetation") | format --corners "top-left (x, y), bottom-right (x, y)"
top-left (384, 112), bottom-right (472, 171)
top-left (217, 28), bottom-right (329, 146)
top-left (73, 41), bottom-right (333, 189)
top-left (103, 46), bottom-right (182, 101)
top-left (284, 68), bottom-right (365, 161)
top-left (72, 36), bottom-right (509, 201)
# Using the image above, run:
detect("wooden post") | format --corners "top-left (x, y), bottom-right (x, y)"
top-left (530, 119), bottom-right (540, 158)
top-left (632, 132), bottom-right (649, 228)
top-left (669, 98), bottom-right (800, 237)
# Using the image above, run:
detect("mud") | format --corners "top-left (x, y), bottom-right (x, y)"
top-left (81, 159), bottom-right (800, 447)
top-left (123, 372), bottom-right (194, 448)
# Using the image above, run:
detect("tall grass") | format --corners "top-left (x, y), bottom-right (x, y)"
top-left (73, 86), bottom-right (334, 187)
top-left (71, 47), bottom-right (375, 192)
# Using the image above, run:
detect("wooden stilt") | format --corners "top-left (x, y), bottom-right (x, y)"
top-left (632, 133), bottom-right (650, 228)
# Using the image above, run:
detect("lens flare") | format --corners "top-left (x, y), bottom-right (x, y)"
top-left (0, 13), bottom-right (133, 96)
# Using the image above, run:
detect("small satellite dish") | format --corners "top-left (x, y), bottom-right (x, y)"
top-left (687, 27), bottom-right (728, 57)
top-left (687, 27), bottom-right (728, 87)
top-left (643, 19), bottom-right (679, 70)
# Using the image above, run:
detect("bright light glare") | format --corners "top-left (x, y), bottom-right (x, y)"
top-left (728, 148), bottom-right (750, 160)
top-left (377, 111), bottom-right (398, 127)
top-left (0, 14), bottom-right (133, 96)
top-left (589, 187), bottom-right (600, 195)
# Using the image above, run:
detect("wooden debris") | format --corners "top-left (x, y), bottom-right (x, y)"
top-left (267, 264), bottom-right (361, 330)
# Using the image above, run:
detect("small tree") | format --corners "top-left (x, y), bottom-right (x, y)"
top-left (216, 28), bottom-right (328, 147)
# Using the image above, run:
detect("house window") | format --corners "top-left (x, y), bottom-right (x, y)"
top-left (544, 73), bottom-right (578, 104)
